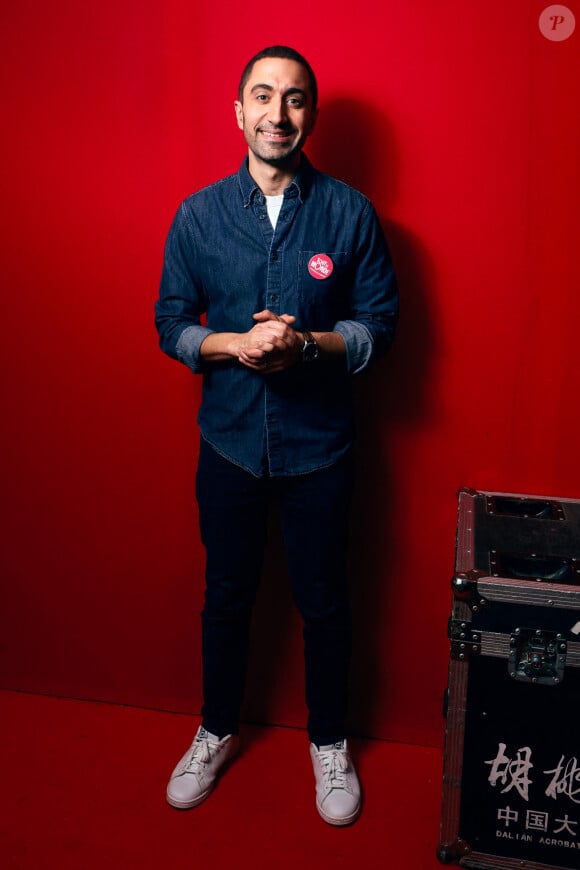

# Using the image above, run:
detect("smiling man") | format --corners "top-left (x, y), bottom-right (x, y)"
top-left (235, 55), bottom-right (315, 174)
top-left (155, 45), bottom-right (398, 826)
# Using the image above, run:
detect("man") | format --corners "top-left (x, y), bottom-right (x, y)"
top-left (155, 45), bottom-right (398, 826)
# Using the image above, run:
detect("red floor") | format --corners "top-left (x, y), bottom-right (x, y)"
top-left (0, 690), bottom-right (444, 869)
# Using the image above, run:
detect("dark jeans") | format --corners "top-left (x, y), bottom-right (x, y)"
top-left (196, 437), bottom-right (354, 746)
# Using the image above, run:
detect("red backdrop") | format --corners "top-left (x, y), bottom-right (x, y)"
top-left (1, 1), bottom-right (579, 747)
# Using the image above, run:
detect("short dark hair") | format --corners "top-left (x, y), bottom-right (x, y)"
top-left (238, 46), bottom-right (318, 111)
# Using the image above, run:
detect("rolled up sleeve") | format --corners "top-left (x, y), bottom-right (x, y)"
top-left (334, 200), bottom-right (398, 375)
top-left (154, 203), bottom-right (213, 375)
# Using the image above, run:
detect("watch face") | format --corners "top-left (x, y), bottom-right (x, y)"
top-left (303, 341), bottom-right (319, 362)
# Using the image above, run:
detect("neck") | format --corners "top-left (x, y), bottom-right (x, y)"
top-left (247, 152), bottom-right (301, 196)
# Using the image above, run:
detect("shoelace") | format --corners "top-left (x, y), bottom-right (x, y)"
top-left (318, 747), bottom-right (349, 791)
top-left (185, 732), bottom-right (217, 772)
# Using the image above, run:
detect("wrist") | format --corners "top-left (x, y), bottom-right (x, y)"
top-left (300, 329), bottom-right (319, 363)
top-left (200, 332), bottom-right (243, 361)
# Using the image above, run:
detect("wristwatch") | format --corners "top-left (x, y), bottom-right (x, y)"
top-left (301, 330), bottom-right (319, 363)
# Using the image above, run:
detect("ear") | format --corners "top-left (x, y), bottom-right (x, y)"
top-left (234, 100), bottom-right (244, 131)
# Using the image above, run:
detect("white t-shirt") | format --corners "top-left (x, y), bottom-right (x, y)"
top-left (265, 194), bottom-right (284, 229)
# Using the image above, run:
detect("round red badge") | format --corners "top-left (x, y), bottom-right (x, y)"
top-left (307, 253), bottom-right (334, 280)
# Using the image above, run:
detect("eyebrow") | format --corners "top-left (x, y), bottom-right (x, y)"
top-left (249, 83), bottom-right (307, 99)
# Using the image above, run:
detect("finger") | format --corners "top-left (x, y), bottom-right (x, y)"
top-left (252, 309), bottom-right (278, 322)
top-left (241, 348), bottom-right (270, 361)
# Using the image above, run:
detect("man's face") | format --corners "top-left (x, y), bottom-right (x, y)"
top-left (234, 57), bottom-right (317, 169)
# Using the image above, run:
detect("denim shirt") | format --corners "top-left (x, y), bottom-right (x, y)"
top-left (155, 155), bottom-right (399, 477)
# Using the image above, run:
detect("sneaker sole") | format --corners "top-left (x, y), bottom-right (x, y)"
top-left (316, 800), bottom-right (361, 827)
top-left (166, 785), bottom-right (214, 810)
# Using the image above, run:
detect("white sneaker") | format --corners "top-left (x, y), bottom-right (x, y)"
top-left (310, 739), bottom-right (362, 826)
top-left (166, 726), bottom-right (239, 809)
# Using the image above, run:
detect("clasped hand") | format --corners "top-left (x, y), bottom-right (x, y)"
top-left (237, 310), bottom-right (302, 373)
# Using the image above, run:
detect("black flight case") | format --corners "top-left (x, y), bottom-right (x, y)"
top-left (437, 487), bottom-right (580, 870)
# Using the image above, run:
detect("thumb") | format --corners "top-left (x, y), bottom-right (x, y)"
top-left (252, 309), bottom-right (277, 322)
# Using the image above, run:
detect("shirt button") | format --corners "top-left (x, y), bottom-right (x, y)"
top-left (271, 295), bottom-right (279, 302)
top-left (271, 253), bottom-right (278, 261)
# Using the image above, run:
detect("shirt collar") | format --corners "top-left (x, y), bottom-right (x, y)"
top-left (237, 153), bottom-right (315, 207)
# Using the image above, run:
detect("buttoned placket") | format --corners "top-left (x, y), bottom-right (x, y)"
top-left (157, 156), bottom-right (398, 478)
top-left (251, 187), bottom-right (301, 475)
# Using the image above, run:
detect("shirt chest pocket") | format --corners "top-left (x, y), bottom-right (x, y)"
top-left (297, 250), bottom-right (352, 315)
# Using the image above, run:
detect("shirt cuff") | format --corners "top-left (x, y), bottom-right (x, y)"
top-left (334, 320), bottom-right (374, 374)
top-left (176, 325), bottom-right (214, 373)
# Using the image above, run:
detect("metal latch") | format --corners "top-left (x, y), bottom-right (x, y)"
top-left (508, 628), bottom-right (567, 685)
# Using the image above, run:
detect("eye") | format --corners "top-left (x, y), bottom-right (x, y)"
top-left (255, 93), bottom-right (269, 102)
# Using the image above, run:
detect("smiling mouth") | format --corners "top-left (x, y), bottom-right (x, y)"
top-left (258, 128), bottom-right (294, 141)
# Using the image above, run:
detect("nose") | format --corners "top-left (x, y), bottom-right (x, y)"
top-left (268, 96), bottom-right (288, 126)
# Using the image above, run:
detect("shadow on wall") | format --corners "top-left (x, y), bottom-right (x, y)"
top-left (242, 98), bottom-right (438, 737)
top-left (309, 96), bottom-right (399, 204)
top-left (347, 231), bottom-right (436, 736)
